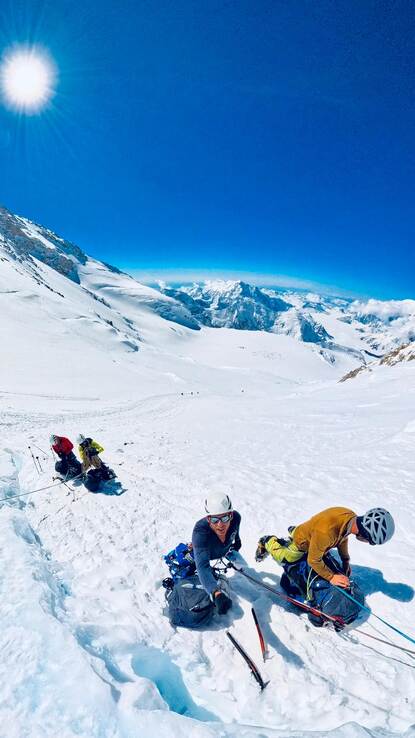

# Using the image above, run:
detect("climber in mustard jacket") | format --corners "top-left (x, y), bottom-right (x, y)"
top-left (255, 506), bottom-right (395, 588)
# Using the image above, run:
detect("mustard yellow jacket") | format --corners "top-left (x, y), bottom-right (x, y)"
top-left (292, 506), bottom-right (356, 580)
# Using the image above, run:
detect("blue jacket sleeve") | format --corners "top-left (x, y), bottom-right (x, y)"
top-left (192, 526), bottom-right (218, 595)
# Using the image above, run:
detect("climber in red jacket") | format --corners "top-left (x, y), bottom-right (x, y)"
top-left (50, 435), bottom-right (82, 479)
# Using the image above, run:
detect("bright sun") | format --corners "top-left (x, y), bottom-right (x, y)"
top-left (0, 46), bottom-right (57, 114)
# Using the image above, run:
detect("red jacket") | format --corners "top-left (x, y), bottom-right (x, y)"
top-left (52, 437), bottom-right (73, 456)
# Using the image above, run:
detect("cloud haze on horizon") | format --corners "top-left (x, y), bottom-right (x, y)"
top-left (126, 268), bottom-right (368, 299)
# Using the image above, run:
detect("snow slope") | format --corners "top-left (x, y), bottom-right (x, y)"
top-left (1, 224), bottom-right (364, 412)
top-left (2, 318), bottom-right (415, 737)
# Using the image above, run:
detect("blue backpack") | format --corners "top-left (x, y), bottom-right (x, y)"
top-left (164, 542), bottom-right (196, 581)
top-left (308, 576), bottom-right (364, 627)
top-left (282, 553), bottom-right (365, 627)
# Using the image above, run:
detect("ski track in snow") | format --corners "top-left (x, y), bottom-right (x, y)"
top-left (1, 366), bottom-right (415, 736)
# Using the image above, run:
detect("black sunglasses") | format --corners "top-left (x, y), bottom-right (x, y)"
top-left (208, 513), bottom-right (232, 524)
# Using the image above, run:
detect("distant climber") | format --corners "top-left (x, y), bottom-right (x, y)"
top-left (50, 434), bottom-right (82, 479)
top-left (76, 434), bottom-right (116, 491)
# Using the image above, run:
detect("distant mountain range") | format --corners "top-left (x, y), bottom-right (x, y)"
top-left (160, 280), bottom-right (415, 363)
top-left (1, 204), bottom-right (414, 367)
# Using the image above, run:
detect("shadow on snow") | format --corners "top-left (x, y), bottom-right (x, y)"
top-left (351, 563), bottom-right (414, 603)
top-left (87, 480), bottom-right (126, 496)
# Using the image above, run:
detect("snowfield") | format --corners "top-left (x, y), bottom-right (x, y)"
top-left (1, 319), bottom-right (415, 738)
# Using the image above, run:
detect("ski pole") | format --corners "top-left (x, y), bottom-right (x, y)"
top-left (31, 443), bottom-right (50, 459)
top-left (28, 446), bottom-right (41, 475)
top-left (36, 456), bottom-right (43, 473)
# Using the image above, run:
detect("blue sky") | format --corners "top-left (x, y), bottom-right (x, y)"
top-left (0, 0), bottom-right (414, 299)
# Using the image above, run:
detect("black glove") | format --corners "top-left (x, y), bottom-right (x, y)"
top-left (255, 535), bottom-right (274, 562)
top-left (214, 591), bottom-right (232, 615)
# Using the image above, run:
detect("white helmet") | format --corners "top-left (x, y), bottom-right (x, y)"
top-left (204, 492), bottom-right (233, 516)
top-left (357, 508), bottom-right (395, 545)
top-left (76, 434), bottom-right (85, 444)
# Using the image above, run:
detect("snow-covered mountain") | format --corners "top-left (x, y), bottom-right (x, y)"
top-left (162, 280), bottom-right (292, 330)
top-left (3, 205), bottom-right (367, 410)
top-left (0, 204), bottom-right (200, 334)
top-left (162, 280), bottom-right (415, 360)
top-left (2, 204), bottom-right (415, 370)
top-left (272, 306), bottom-right (332, 343)
top-left (0, 205), bottom-right (361, 372)
top-left (161, 280), bottom-right (369, 366)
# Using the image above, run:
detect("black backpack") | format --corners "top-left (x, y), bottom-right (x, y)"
top-left (165, 575), bottom-right (214, 629)
top-left (55, 455), bottom-right (82, 479)
top-left (84, 468), bottom-right (102, 492)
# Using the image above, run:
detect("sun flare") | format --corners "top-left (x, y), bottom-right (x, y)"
top-left (0, 46), bottom-right (57, 113)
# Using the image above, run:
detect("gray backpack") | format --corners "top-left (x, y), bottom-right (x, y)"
top-left (166, 575), bottom-right (214, 629)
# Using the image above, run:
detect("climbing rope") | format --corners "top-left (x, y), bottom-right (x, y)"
top-left (353, 628), bottom-right (415, 659)
top-left (333, 585), bottom-right (415, 647)
top-left (224, 559), bottom-right (345, 628)
top-left (0, 473), bottom-right (84, 504)
top-left (224, 559), bottom-right (415, 654)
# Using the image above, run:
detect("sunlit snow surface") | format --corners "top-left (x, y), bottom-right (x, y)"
top-left (1, 253), bottom-right (415, 737)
